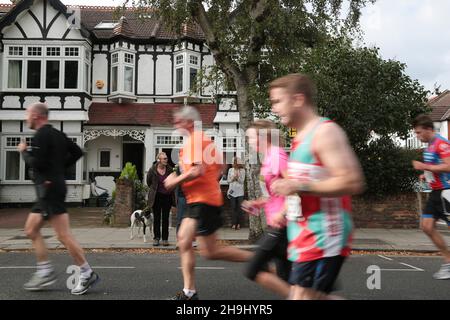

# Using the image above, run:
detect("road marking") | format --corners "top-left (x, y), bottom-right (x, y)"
top-left (0, 266), bottom-right (136, 269)
top-left (399, 263), bottom-right (424, 272)
top-left (177, 267), bottom-right (225, 270)
top-left (378, 255), bottom-right (394, 261)
top-left (379, 269), bottom-right (423, 272)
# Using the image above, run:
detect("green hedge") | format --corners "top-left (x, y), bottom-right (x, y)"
top-left (357, 138), bottom-right (422, 198)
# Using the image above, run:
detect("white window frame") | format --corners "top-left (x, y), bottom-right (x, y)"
top-left (0, 135), bottom-right (82, 184)
top-left (110, 50), bottom-right (135, 94)
top-left (98, 149), bottom-right (112, 170)
top-left (3, 45), bottom-right (87, 92)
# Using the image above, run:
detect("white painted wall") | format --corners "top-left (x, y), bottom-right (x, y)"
top-left (3, 96), bottom-right (21, 109)
top-left (0, 185), bottom-right (85, 203)
top-left (155, 55), bottom-right (171, 95)
top-left (1, 121), bottom-right (20, 132)
top-left (14, 11), bottom-right (43, 38)
top-left (63, 122), bottom-right (82, 133)
top-left (202, 54), bottom-right (215, 96)
top-left (92, 53), bottom-right (108, 95)
top-left (85, 135), bottom-right (123, 173)
top-left (440, 121), bottom-right (448, 139)
top-left (137, 54), bottom-right (154, 95)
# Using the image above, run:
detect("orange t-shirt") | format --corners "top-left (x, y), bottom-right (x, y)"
top-left (180, 131), bottom-right (223, 206)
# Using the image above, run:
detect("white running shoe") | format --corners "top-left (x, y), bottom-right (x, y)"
top-left (71, 272), bottom-right (100, 295)
top-left (433, 264), bottom-right (450, 280)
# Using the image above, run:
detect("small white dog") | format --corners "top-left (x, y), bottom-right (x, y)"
top-left (130, 209), bottom-right (153, 243)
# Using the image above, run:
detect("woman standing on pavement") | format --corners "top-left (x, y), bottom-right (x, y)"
top-left (227, 157), bottom-right (246, 230)
top-left (146, 152), bottom-right (175, 246)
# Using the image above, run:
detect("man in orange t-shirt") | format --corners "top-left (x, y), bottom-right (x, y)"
top-left (164, 106), bottom-right (252, 300)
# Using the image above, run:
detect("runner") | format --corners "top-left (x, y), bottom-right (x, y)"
top-left (18, 102), bottom-right (99, 295)
top-left (270, 73), bottom-right (365, 300)
top-left (412, 114), bottom-right (450, 279)
top-left (164, 106), bottom-right (253, 300)
top-left (242, 120), bottom-right (291, 298)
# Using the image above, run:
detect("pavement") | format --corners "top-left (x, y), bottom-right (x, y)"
top-left (0, 207), bottom-right (449, 252)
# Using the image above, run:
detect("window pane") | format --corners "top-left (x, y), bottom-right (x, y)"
top-left (112, 66), bottom-right (118, 92)
top-left (65, 164), bottom-right (76, 180)
top-left (189, 68), bottom-right (197, 91)
top-left (176, 68), bottom-right (183, 92)
top-left (64, 61), bottom-right (78, 89)
top-left (46, 61), bottom-right (60, 89)
top-left (124, 66), bottom-right (133, 92)
top-left (27, 60), bottom-right (41, 89)
top-left (100, 151), bottom-right (110, 167)
top-left (8, 60), bottom-right (22, 88)
top-left (5, 151), bottom-right (20, 180)
top-left (84, 63), bottom-right (89, 92)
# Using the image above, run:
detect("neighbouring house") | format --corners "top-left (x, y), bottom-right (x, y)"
top-left (0, 0), bottom-right (242, 205)
top-left (405, 90), bottom-right (450, 149)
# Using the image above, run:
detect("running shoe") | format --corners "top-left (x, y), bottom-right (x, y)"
top-left (433, 263), bottom-right (450, 280)
top-left (71, 272), bottom-right (100, 295)
top-left (23, 271), bottom-right (57, 291)
top-left (170, 291), bottom-right (199, 300)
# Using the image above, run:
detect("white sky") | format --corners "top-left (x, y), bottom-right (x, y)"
top-left (1, 0), bottom-right (448, 93)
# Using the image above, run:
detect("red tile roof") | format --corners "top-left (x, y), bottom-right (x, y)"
top-left (87, 103), bottom-right (217, 127)
top-left (428, 90), bottom-right (450, 121)
top-left (72, 5), bottom-right (205, 40)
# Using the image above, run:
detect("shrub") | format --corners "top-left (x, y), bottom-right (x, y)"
top-left (358, 138), bottom-right (421, 199)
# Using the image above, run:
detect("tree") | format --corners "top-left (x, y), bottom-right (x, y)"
top-left (127, 0), bottom-right (374, 240)
top-left (254, 37), bottom-right (430, 197)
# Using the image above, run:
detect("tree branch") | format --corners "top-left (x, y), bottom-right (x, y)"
top-left (189, 0), bottom-right (243, 82)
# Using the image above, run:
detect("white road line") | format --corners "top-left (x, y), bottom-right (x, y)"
top-left (177, 267), bottom-right (225, 270)
top-left (0, 266), bottom-right (136, 269)
top-left (378, 255), bottom-right (394, 261)
top-left (379, 269), bottom-right (423, 272)
top-left (399, 263), bottom-right (424, 272)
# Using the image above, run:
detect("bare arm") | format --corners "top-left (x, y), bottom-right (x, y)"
top-left (272, 123), bottom-right (365, 197)
top-left (306, 123), bottom-right (365, 196)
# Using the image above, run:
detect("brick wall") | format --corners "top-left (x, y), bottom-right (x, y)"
top-left (113, 179), bottom-right (134, 227)
top-left (352, 193), bottom-right (422, 229)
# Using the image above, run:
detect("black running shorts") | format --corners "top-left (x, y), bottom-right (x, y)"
top-left (289, 255), bottom-right (346, 294)
top-left (184, 203), bottom-right (223, 236)
top-left (31, 181), bottom-right (67, 220)
top-left (422, 190), bottom-right (450, 226)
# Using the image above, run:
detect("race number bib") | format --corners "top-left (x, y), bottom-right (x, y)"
top-left (424, 170), bottom-right (435, 183)
top-left (286, 195), bottom-right (304, 221)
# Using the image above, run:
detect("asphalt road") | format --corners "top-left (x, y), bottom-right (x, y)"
top-left (0, 252), bottom-right (448, 300)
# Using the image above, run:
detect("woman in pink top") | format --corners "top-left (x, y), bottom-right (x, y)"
top-left (242, 120), bottom-right (291, 298)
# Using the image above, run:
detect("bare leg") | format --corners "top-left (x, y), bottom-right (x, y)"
top-left (254, 271), bottom-right (291, 298)
top-left (178, 218), bottom-right (197, 291)
top-left (197, 232), bottom-right (253, 262)
top-left (24, 213), bottom-right (48, 262)
top-left (422, 218), bottom-right (450, 263)
top-left (50, 214), bottom-right (87, 266)
top-left (290, 285), bottom-right (326, 300)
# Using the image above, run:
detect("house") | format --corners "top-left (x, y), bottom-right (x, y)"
top-left (405, 90), bottom-right (450, 149)
top-left (0, 0), bottom-right (242, 204)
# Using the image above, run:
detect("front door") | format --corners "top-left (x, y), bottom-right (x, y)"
top-left (123, 143), bottom-right (144, 181)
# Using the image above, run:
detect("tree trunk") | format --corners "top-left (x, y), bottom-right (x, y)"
top-left (236, 82), bottom-right (266, 242)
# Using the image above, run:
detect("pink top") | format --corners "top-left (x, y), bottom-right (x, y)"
top-left (260, 146), bottom-right (288, 226)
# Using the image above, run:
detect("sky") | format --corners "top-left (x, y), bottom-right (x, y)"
top-left (0, 0), bottom-right (448, 93)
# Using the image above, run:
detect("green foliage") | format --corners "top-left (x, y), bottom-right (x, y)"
top-left (119, 162), bottom-right (139, 181)
top-left (104, 162), bottom-right (149, 225)
top-left (358, 138), bottom-right (422, 198)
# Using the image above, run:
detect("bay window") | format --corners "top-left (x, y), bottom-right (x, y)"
top-left (4, 45), bottom-right (91, 92)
